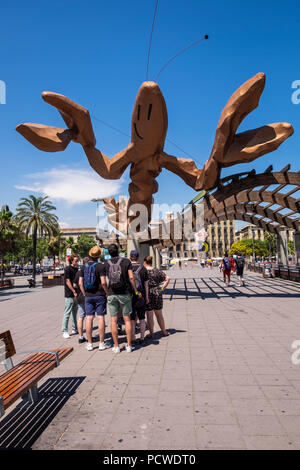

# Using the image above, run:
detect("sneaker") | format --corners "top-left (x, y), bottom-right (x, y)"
top-left (86, 343), bottom-right (93, 351)
top-left (62, 332), bottom-right (70, 339)
top-left (126, 345), bottom-right (133, 353)
top-left (112, 346), bottom-right (120, 354)
top-left (78, 336), bottom-right (86, 344)
top-left (71, 329), bottom-right (78, 335)
top-left (99, 342), bottom-right (110, 351)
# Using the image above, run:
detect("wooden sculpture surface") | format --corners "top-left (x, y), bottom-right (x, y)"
top-left (16, 73), bottom-right (293, 231)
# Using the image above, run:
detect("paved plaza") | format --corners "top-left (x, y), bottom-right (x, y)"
top-left (1, 265), bottom-right (300, 450)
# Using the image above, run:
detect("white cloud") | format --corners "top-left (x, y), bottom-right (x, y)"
top-left (59, 221), bottom-right (70, 228)
top-left (15, 166), bottom-right (123, 205)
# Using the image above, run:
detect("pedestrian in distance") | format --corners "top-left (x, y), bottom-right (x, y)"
top-left (235, 252), bottom-right (245, 286)
top-left (222, 252), bottom-right (231, 286)
top-left (74, 256), bottom-right (89, 344)
top-left (129, 250), bottom-right (149, 345)
top-left (62, 255), bottom-right (79, 339)
top-left (144, 256), bottom-right (170, 339)
top-left (105, 244), bottom-right (139, 354)
top-left (79, 246), bottom-right (109, 351)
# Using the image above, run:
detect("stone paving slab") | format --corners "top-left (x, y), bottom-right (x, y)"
top-left (0, 266), bottom-right (300, 449)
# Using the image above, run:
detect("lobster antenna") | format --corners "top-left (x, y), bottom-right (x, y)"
top-left (155, 35), bottom-right (209, 82)
top-left (146, 0), bottom-right (159, 81)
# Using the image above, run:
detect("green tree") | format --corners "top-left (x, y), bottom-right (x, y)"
top-left (229, 238), bottom-right (269, 258)
top-left (15, 195), bottom-right (58, 284)
top-left (0, 208), bottom-right (19, 283)
top-left (76, 233), bottom-right (96, 259)
top-left (48, 230), bottom-right (67, 263)
top-left (288, 240), bottom-right (295, 255)
top-left (264, 231), bottom-right (276, 257)
top-left (63, 236), bottom-right (78, 257)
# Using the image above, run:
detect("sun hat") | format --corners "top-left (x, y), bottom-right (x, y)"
top-left (89, 246), bottom-right (102, 259)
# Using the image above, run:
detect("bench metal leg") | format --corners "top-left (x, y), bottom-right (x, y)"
top-left (22, 384), bottom-right (39, 405)
top-left (0, 396), bottom-right (4, 418)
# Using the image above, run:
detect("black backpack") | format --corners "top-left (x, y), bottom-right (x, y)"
top-left (236, 257), bottom-right (245, 269)
top-left (132, 264), bottom-right (143, 292)
top-left (107, 258), bottom-right (125, 290)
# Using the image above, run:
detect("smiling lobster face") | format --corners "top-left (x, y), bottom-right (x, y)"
top-left (131, 81), bottom-right (168, 156)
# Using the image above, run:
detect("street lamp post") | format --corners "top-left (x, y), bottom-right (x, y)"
top-left (251, 226), bottom-right (256, 264)
top-left (91, 198), bottom-right (102, 246)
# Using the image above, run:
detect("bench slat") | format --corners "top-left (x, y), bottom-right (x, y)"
top-left (0, 352), bottom-right (53, 386)
top-left (0, 354), bottom-right (55, 396)
top-left (0, 348), bottom-right (73, 410)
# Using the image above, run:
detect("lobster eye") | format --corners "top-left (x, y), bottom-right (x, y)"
top-left (147, 104), bottom-right (152, 120)
top-left (137, 105), bottom-right (141, 120)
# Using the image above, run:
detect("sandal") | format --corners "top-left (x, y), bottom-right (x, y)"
top-left (145, 334), bottom-right (154, 339)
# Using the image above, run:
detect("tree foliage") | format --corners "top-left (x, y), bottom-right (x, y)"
top-left (229, 238), bottom-right (269, 257)
top-left (76, 233), bottom-right (96, 259)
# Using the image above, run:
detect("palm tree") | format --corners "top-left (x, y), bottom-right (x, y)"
top-left (0, 208), bottom-right (19, 284)
top-left (64, 236), bottom-right (78, 257)
top-left (15, 195), bottom-right (58, 285)
top-left (48, 230), bottom-right (67, 269)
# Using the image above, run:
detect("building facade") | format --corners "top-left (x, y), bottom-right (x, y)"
top-left (234, 224), bottom-right (294, 242)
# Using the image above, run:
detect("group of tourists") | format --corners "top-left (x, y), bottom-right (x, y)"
top-left (220, 252), bottom-right (245, 286)
top-left (62, 244), bottom-right (170, 353)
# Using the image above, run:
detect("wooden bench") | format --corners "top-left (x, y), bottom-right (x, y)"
top-left (0, 330), bottom-right (73, 418)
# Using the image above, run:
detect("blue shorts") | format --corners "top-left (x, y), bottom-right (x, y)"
top-left (85, 295), bottom-right (107, 316)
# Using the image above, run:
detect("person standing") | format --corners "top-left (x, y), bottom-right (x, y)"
top-left (105, 244), bottom-right (139, 354)
top-left (79, 246), bottom-right (109, 351)
top-left (222, 252), bottom-right (231, 286)
top-left (144, 256), bottom-right (170, 339)
top-left (129, 250), bottom-right (149, 345)
top-left (235, 252), bottom-right (245, 286)
top-left (74, 256), bottom-right (89, 344)
top-left (62, 255), bottom-right (79, 339)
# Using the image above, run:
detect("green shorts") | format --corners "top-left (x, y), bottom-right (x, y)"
top-left (108, 293), bottom-right (132, 317)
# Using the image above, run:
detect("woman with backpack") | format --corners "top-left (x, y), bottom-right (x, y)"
top-left (221, 252), bottom-right (231, 286)
top-left (144, 256), bottom-right (170, 339)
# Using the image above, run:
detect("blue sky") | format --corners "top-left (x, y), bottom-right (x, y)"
top-left (1, 0), bottom-right (299, 230)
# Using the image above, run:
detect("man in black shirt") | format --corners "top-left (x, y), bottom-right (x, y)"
top-left (79, 246), bottom-right (109, 351)
top-left (74, 256), bottom-right (89, 344)
top-left (129, 250), bottom-right (149, 344)
top-left (62, 255), bottom-right (79, 339)
top-left (105, 244), bottom-right (138, 353)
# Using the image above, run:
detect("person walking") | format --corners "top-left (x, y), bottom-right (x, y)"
top-left (222, 252), bottom-right (231, 286)
top-left (235, 252), bottom-right (245, 286)
top-left (62, 255), bottom-right (79, 339)
top-left (105, 244), bottom-right (139, 354)
top-left (144, 256), bottom-right (170, 339)
top-left (74, 256), bottom-right (89, 344)
top-left (129, 250), bottom-right (149, 345)
top-left (79, 246), bottom-right (109, 351)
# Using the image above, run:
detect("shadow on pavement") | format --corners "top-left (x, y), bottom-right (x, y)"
top-left (164, 276), bottom-right (300, 300)
top-left (0, 376), bottom-right (85, 449)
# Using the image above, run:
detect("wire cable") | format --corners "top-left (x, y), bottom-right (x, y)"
top-left (146, 0), bottom-right (159, 81)
top-left (155, 35), bottom-right (209, 82)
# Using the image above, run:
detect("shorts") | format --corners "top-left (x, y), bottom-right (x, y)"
top-left (130, 296), bottom-right (146, 321)
top-left (78, 303), bottom-right (86, 318)
top-left (85, 295), bottom-right (107, 316)
top-left (108, 294), bottom-right (132, 317)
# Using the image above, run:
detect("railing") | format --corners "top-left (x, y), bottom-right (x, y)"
top-left (247, 262), bottom-right (300, 282)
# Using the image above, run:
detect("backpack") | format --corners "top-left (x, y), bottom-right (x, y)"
top-left (83, 262), bottom-right (99, 290)
top-left (107, 258), bottom-right (125, 290)
top-left (223, 257), bottom-right (230, 270)
top-left (132, 264), bottom-right (143, 292)
top-left (236, 257), bottom-right (244, 269)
